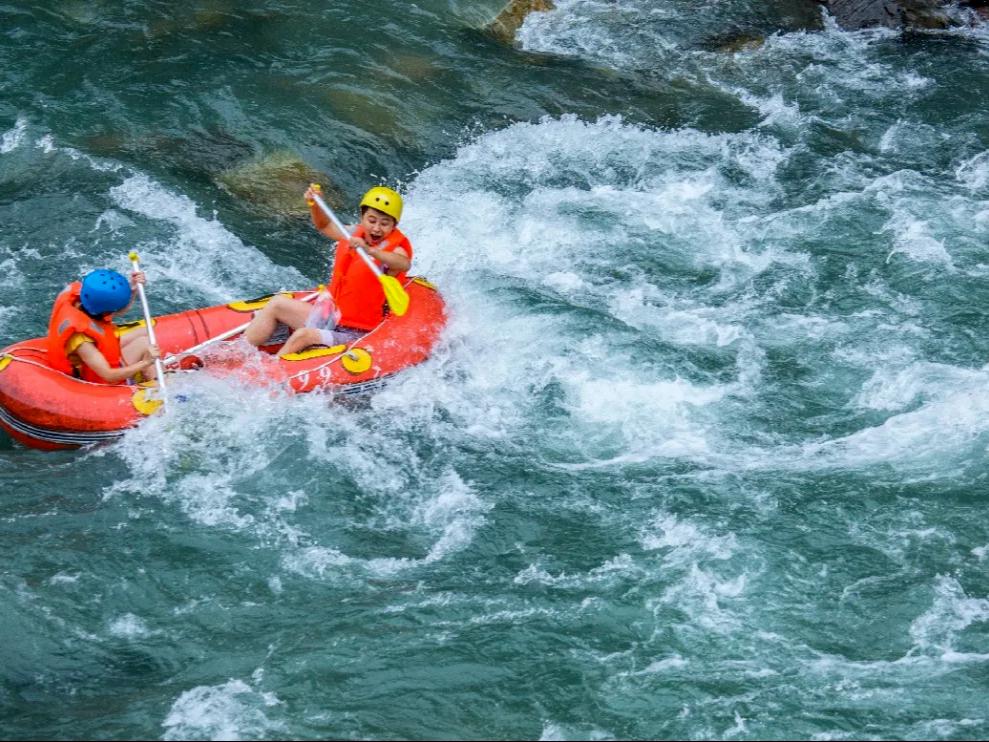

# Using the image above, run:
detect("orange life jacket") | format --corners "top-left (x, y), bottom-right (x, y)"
top-left (329, 226), bottom-right (413, 331)
top-left (46, 281), bottom-right (124, 385)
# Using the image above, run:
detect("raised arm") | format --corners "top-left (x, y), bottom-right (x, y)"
top-left (305, 186), bottom-right (348, 242)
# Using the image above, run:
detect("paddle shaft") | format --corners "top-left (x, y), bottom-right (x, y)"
top-left (128, 253), bottom-right (168, 404)
top-left (162, 290), bottom-right (319, 366)
top-left (310, 192), bottom-right (387, 278)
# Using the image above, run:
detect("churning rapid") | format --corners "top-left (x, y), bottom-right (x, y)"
top-left (2, 1), bottom-right (989, 739)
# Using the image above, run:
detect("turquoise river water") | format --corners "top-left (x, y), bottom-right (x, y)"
top-left (2, 1), bottom-right (989, 739)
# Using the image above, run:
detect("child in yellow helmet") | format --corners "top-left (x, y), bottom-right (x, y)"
top-left (243, 185), bottom-right (413, 354)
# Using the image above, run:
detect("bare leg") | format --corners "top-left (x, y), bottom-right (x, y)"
top-left (279, 327), bottom-right (324, 356)
top-left (243, 295), bottom-right (313, 347)
top-left (119, 327), bottom-right (149, 355)
top-left (120, 330), bottom-right (156, 380)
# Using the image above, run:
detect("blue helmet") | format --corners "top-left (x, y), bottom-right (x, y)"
top-left (79, 269), bottom-right (131, 316)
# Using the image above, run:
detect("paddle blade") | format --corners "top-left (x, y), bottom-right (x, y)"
top-left (380, 275), bottom-right (410, 316)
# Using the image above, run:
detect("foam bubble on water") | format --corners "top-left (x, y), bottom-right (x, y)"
top-left (722, 711), bottom-right (748, 739)
top-left (515, 0), bottom-right (659, 67)
top-left (27, 131), bottom-right (121, 172)
top-left (895, 70), bottom-right (931, 91)
top-left (93, 208), bottom-right (136, 236)
top-left (514, 554), bottom-right (640, 589)
top-left (878, 120), bottom-right (941, 157)
top-left (107, 375), bottom-right (315, 529)
top-left (539, 720), bottom-right (614, 741)
top-left (639, 513), bottom-right (737, 564)
top-left (466, 604), bottom-right (568, 627)
top-left (0, 305), bottom-right (18, 337)
top-left (909, 575), bottom-right (989, 662)
top-left (403, 115), bottom-right (792, 472)
top-left (284, 470), bottom-right (490, 580)
top-left (731, 88), bottom-right (805, 131)
top-left (48, 572), bottom-right (80, 585)
top-left (109, 173), bottom-right (304, 302)
top-left (107, 613), bottom-right (152, 639)
top-left (794, 364), bottom-right (989, 472)
top-left (852, 361), bottom-right (987, 413)
top-left (283, 545), bottom-right (353, 580)
top-left (409, 115), bottom-right (789, 286)
top-left (171, 474), bottom-right (256, 530)
top-left (0, 117), bottom-right (27, 154)
top-left (162, 678), bottom-right (282, 741)
top-left (109, 354), bottom-right (486, 581)
top-left (804, 650), bottom-right (933, 694)
top-left (910, 719), bottom-right (986, 739)
top-left (514, 0), bottom-right (920, 126)
top-left (634, 511), bottom-right (749, 633)
top-left (611, 288), bottom-right (749, 348)
top-left (654, 566), bottom-right (748, 633)
top-left (809, 732), bottom-right (858, 741)
top-left (415, 469), bottom-right (491, 564)
top-left (542, 270), bottom-right (587, 293)
top-left (860, 169), bottom-right (956, 268)
top-left (34, 134), bottom-right (57, 155)
top-left (956, 151), bottom-right (989, 192)
top-left (559, 362), bottom-right (729, 465)
top-left (0, 255), bottom-right (28, 290)
top-left (642, 655), bottom-right (689, 674)
top-left (882, 213), bottom-right (954, 267)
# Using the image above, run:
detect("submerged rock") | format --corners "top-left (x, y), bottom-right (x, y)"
top-left (707, 33), bottom-right (767, 54)
top-left (56, 1), bottom-right (102, 24)
top-left (215, 150), bottom-right (342, 219)
top-left (486, 0), bottom-right (556, 44)
top-left (818, 0), bottom-right (956, 30)
top-left (967, 0), bottom-right (989, 20)
top-left (192, 0), bottom-right (238, 32)
top-left (701, 1), bottom-right (826, 54)
top-left (323, 87), bottom-right (414, 146)
top-left (80, 127), bottom-right (254, 178)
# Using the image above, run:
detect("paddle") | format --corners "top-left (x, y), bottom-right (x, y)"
top-left (128, 251), bottom-right (168, 405)
top-left (161, 290), bottom-right (320, 367)
top-left (308, 186), bottom-right (410, 317)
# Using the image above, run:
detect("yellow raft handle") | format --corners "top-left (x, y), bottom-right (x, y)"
top-left (132, 386), bottom-right (164, 416)
top-left (341, 347), bottom-right (372, 375)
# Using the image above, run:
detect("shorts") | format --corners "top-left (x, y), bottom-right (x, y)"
top-left (266, 322), bottom-right (293, 346)
top-left (314, 326), bottom-right (364, 347)
top-left (266, 321), bottom-right (363, 348)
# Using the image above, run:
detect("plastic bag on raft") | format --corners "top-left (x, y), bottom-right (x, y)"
top-left (305, 288), bottom-right (341, 331)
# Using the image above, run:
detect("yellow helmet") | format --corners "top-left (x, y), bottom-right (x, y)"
top-left (359, 186), bottom-right (403, 222)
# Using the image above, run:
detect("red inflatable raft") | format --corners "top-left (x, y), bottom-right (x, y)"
top-left (0, 277), bottom-right (445, 450)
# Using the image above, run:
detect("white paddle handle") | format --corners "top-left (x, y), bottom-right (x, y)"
top-left (128, 252), bottom-right (167, 404)
top-left (310, 191), bottom-right (384, 278)
top-left (162, 290), bottom-right (319, 366)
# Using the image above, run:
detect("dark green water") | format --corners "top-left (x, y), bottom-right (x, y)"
top-left (2, 1), bottom-right (989, 739)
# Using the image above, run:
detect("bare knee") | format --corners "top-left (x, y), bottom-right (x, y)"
top-left (257, 295), bottom-right (285, 318)
top-left (120, 327), bottom-right (149, 351)
top-left (121, 336), bottom-right (149, 364)
top-left (281, 327), bottom-right (322, 356)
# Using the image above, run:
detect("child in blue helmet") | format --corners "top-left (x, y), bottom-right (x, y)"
top-left (46, 269), bottom-right (161, 385)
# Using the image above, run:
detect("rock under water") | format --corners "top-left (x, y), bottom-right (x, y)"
top-left (818, 0), bottom-right (965, 30)
top-left (215, 150), bottom-right (341, 219)
top-left (486, 0), bottom-right (556, 44)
